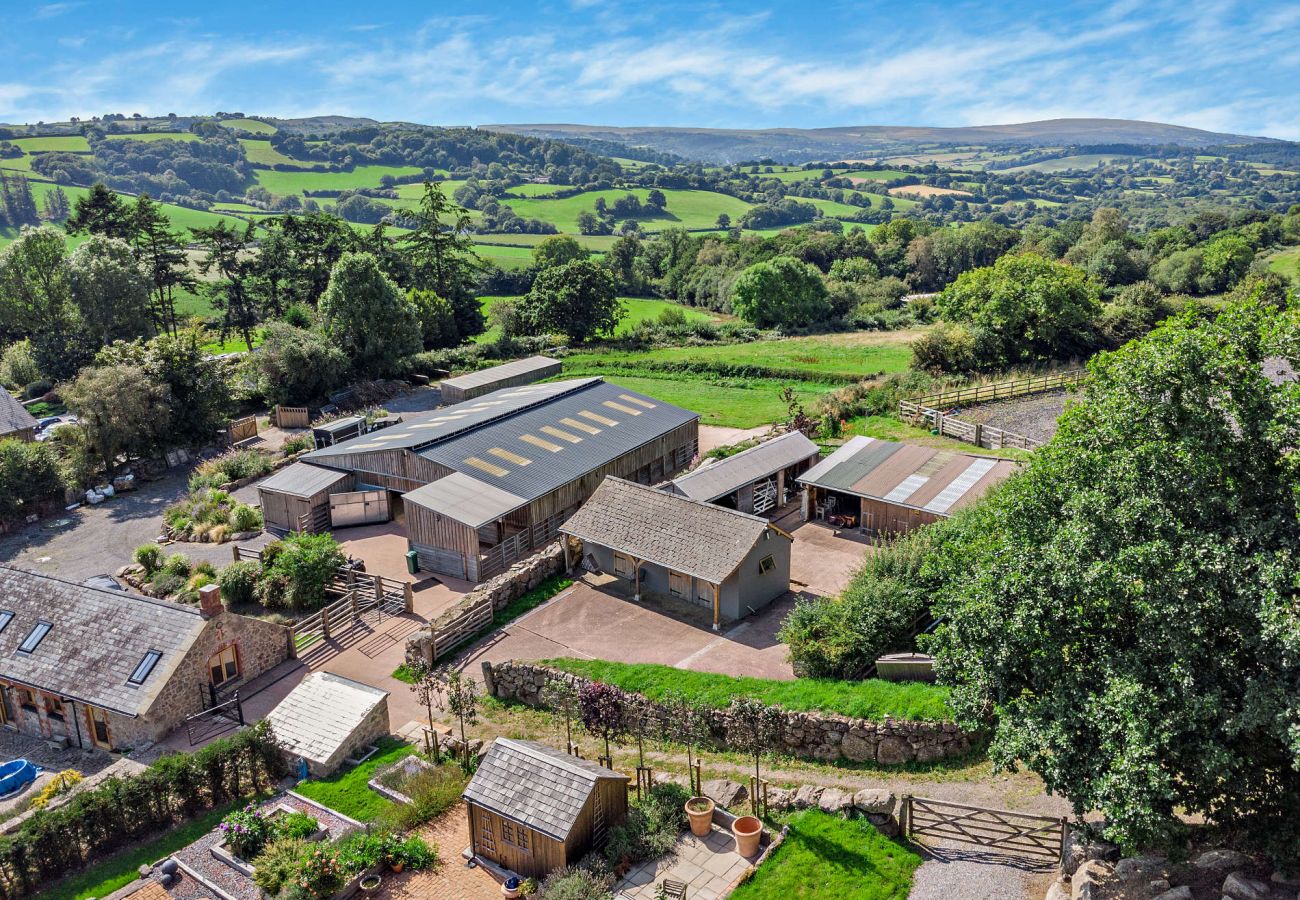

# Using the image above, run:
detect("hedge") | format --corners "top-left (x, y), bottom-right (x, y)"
top-left (0, 722), bottom-right (285, 899)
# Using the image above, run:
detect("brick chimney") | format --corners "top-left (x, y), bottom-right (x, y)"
top-left (198, 584), bottom-right (223, 619)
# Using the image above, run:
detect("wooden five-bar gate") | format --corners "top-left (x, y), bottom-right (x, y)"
top-left (901, 795), bottom-right (1067, 865)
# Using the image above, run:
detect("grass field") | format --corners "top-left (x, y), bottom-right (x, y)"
top-left (475, 295), bottom-right (723, 343)
top-left (508, 183), bottom-right (576, 197)
top-left (253, 164), bottom-right (425, 195)
top-left (218, 117), bottom-right (276, 134)
top-left (471, 232), bottom-right (618, 251)
top-left (1269, 247), bottom-right (1300, 281)
top-left (239, 138), bottom-right (302, 166)
top-left (294, 737), bottom-right (415, 822)
top-left (730, 810), bottom-right (921, 900)
top-left (544, 658), bottom-right (952, 721)
top-left (104, 132), bottom-right (200, 143)
top-left (841, 169), bottom-right (910, 182)
top-left (505, 187), bottom-right (753, 233)
top-left (20, 182), bottom-right (249, 238)
top-left (559, 371), bottom-right (826, 428)
top-left (0, 154), bottom-right (33, 172)
top-left (12, 136), bottom-right (90, 153)
top-left (804, 196), bottom-right (869, 218)
top-left (1005, 153), bottom-right (1137, 173)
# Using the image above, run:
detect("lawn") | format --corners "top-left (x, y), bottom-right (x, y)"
top-left (1269, 247), bottom-right (1300, 281)
top-left (293, 736), bottom-right (415, 822)
top-left (201, 327), bottom-right (265, 355)
top-left (557, 372), bottom-right (825, 428)
top-left (12, 136), bottom-right (90, 153)
top-left (254, 164), bottom-right (426, 195)
top-left (729, 810), bottom-right (921, 900)
top-left (219, 117), bottom-right (277, 134)
top-left (504, 188), bottom-right (753, 233)
top-left (474, 295), bottom-right (723, 343)
top-left (37, 801), bottom-right (242, 900)
top-left (543, 659), bottom-right (952, 721)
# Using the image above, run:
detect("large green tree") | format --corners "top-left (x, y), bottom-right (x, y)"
top-left (532, 234), bottom-right (588, 270)
top-left (62, 364), bottom-right (169, 478)
top-left (729, 256), bottom-right (833, 329)
top-left (68, 235), bottom-right (153, 346)
top-left (244, 322), bottom-right (348, 406)
top-left (518, 259), bottom-right (622, 343)
top-left (925, 300), bottom-right (1300, 860)
top-left (318, 252), bottom-right (421, 374)
top-left (0, 226), bottom-right (93, 379)
top-left (400, 181), bottom-right (484, 339)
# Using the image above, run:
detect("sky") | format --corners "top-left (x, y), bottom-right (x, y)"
top-left (3, 0), bottom-right (1299, 139)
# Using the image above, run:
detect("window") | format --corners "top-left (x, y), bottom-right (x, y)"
top-left (129, 650), bottom-right (162, 685)
top-left (17, 621), bottom-right (51, 653)
top-left (758, 555), bottom-right (775, 574)
top-left (0, 611), bottom-right (12, 634)
top-left (208, 646), bottom-right (240, 687)
top-left (517, 827), bottom-right (530, 852)
top-left (44, 696), bottom-right (63, 721)
top-left (16, 688), bottom-right (35, 711)
top-left (500, 819), bottom-right (515, 846)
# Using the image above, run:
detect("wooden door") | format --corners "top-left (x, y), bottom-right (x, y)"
top-left (208, 646), bottom-right (241, 687)
top-left (475, 807), bottom-right (503, 867)
top-left (86, 706), bottom-right (112, 749)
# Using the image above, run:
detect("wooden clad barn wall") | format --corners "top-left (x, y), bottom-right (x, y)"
top-left (860, 497), bottom-right (943, 535)
top-left (315, 449), bottom-right (451, 493)
top-left (524, 420), bottom-right (699, 522)
top-left (259, 489), bottom-right (306, 533)
top-left (407, 500), bottom-right (480, 579)
top-left (467, 802), bottom-right (564, 880)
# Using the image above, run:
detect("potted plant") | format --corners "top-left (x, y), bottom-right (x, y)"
top-left (502, 874), bottom-right (522, 898)
top-left (732, 815), bottom-right (763, 858)
top-left (685, 796), bottom-right (715, 837)
top-left (359, 873), bottom-right (383, 893)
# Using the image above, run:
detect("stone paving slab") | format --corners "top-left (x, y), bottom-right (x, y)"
top-left (616, 824), bottom-right (753, 900)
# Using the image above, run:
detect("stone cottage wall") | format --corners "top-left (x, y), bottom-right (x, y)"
top-left (484, 660), bottom-right (974, 767)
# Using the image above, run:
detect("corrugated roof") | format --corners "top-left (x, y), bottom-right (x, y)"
top-left (797, 436), bottom-right (1017, 515)
top-left (304, 379), bottom-right (598, 459)
top-left (0, 566), bottom-right (207, 717)
top-left (403, 472), bottom-right (528, 528)
top-left (418, 380), bottom-right (698, 505)
top-left (669, 431), bottom-right (819, 503)
top-left (0, 391), bottom-right (37, 437)
top-left (266, 672), bottom-right (388, 765)
top-left (560, 477), bottom-right (783, 584)
top-left (441, 356), bottom-right (562, 391)
top-left (257, 462), bottom-right (351, 499)
top-left (315, 416), bottom-right (364, 434)
top-left (464, 738), bottom-right (627, 841)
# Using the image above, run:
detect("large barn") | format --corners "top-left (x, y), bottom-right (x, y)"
top-left (798, 435), bottom-right (1017, 535)
top-left (289, 378), bottom-right (699, 581)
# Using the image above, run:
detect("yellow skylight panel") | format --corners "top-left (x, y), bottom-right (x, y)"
top-left (619, 394), bottom-right (656, 409)
top-left (520, 433), bottom-right (563, 452)
top-left (603, 400), bottom-right (642, 416)
top-left (560, 417), bottom-right (601, 435)
top-left (579, 410), bottom-right (618, 427)
top-left (540, 425), bottom-right (582, 443)
top-left (488, 447), bottom-right (532, 466)
top-left (463, 456), bottom-right (509, 477)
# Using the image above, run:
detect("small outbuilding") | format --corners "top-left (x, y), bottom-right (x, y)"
top-left (439, 356), bottom-right (562, 404)
top-left (798, 435), bottom-right (1017, 535)
top-left (0, 391), bottom-right (37, 443)
top-left (464, 738), bottom-right (629, 880)
top-left (265, 672), bottom-right (390, 776)
top-left (561, 476), bottom-right (792, 630)
top-left (666, 430), bottom-right (819, 515)
top-left (312, 415), bottom-right (365, 450)
top-left (256, 462), bottom-right (354, 535)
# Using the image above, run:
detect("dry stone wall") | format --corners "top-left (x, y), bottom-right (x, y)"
top-left (484, 660), bottom-right (975, 767)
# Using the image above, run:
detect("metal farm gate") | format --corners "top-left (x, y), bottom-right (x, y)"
top-left (902, 796), bottom-right (1066, 865)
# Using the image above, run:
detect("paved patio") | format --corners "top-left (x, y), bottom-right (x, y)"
top-left (371, 802), bottom-right (500, 900)
top-left (616, 823), bottom-right (754, 900)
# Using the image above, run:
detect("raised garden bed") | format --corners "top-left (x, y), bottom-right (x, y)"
top-left (367, 755), bottom-right (440, 806)
top-left (210, 802), bottom-right (327, 876)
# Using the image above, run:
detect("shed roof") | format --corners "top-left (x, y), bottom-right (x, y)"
top-left (0, 566), bottom-right (208, 717)
top-left (314, 416), bottom-right (364, 435)
top-left (0, 391), bottom-right (37, 437)
top-left (265, 672), bottom-right (389, 765)
top-left (440, 356), bottom-right (561, 392)
top-left (403, 472), bottom-right (528, 529)
top-left (560, 477), bottom-right (783, 584)
top-left (668, 431), bottom-right (819, 503)
top-left (464, 738), bottom-right (628, 841)
top-left (797, 436), bottom-right (1016, 515)
top-left (257, 462), bottom-right (351, 499)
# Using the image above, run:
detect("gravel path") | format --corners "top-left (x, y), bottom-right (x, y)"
top-left (909, 844), bottom-right (1057, 900)
top-left (955, 391), bottom-right (1072, 444)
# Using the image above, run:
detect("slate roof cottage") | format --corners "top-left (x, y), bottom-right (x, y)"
top-left (0, 567), bottom-right (291, 751)
top-left (0, 391), bottom-right (37, 443)
top-left (463, 738), bottom-right (630, 880)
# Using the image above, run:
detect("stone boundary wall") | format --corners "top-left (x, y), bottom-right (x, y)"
top-left (405, 544), bottom-right (566, 666)
top-left (484, 660), bottom-right (974, 766)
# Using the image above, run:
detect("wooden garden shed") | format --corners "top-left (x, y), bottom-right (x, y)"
top-left (464, 738), bottom-right (629, 880)
top-left (440, 356), bottom-right (562, 404)
top-left (256, 462), bottom-right (354, 535)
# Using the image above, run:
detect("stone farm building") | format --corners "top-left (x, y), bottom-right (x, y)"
top-left (274, 378), bottom-right (699, 582)
top-left (0, 391), bottom-right (36, 443)
top-left (0, 567), bottom-right (291, 752)
top-left (798, 435), bottom-right (1017, 535)
top-left (561, 477), bottom-right (792, 629)
top-left (666, 430), bottom-right (820, 516)
top-left (464, 738), bottom-right (629, 880)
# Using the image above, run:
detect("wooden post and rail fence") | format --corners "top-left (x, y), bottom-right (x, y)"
top-left (899, 369), bottom-right (1086, 452)
top-left (900, 794), bottom-right (1068, 865)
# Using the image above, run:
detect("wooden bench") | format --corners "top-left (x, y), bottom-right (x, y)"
top-left (660, 879), bottom-right (687, 899)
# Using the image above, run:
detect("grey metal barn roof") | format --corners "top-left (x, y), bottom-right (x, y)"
top-left (403, 472), bottom-right (528, 529)
top-left (668, 431), bottom-right (819, 503)
top-left (561, 477), bottom-right (784, 585)
top-left (314, 416), bottom-right (364, 435)
top-left (440, 356), bottom-right (561, 392)
top-left (0, 390), bottom-right (37, 437)
top-left (0, 566), bottom-right (207, 717)
top-left (417, 379), bottom-right (698, 504)
top-left (464, 738), bottom-right (627, 842)
top-left (257, 462), bottom-right (351, 499)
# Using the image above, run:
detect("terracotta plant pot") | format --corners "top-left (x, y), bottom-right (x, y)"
top-left (732, 815), bottom-right (763, 858)
top-left (685, 797), bottom-right (715, 837)
top-left (390, 860), bottom-right (405, 873)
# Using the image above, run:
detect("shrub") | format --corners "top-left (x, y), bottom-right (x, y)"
top-left (258, 533), bottom-right (346, 610)
top-left (271, 811), bottom-right (319, 841)
top-left (187, 572), bottom-right (215, 591)
top-left (148, 572), bottom-right (184, 597)
top-left (602, 783), bottom-right (689, 867)
top-left (0, 438), bottom-right (65, 526)
top-left (21, 380), bottom-right (52, 401)
top-left (0, 339), bottom-right (40, 389)
top-left (376, 764), bottom-right (469, 832)
top-left (219, 803), bottom-right (272, 859)
top-left (230, 503), bottom-right (262, 533)
top-left (133, 543), bottom-right (164, 575)
top-left (281, 844), bottom-right (345, 900)
top-left (252, 838), bottom-right (308, 896)
top-left (281, 434), bottom-right (313, 455)
top-left (29, 771), bottom-right (82, 810)
top-left (538, 865), bottom-right (613, 899)
top-left (161, 553), bottom-right (192, 578)
top-left (218, 561), bottom-right (260, 607)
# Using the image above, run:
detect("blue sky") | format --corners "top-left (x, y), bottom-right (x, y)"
top-left (4, 0), bottom-right (1298, 139)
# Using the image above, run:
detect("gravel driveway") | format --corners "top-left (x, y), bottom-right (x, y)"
top-left (955, 391), bottom-right (1073, 444)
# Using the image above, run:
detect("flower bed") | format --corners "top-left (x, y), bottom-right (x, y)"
top-left (212, 803), bottom-right (326, 876)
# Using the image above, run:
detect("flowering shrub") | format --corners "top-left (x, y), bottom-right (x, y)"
top-left (290, 845), bottom-right (345, 899)
top-left (219, 803), bottom-right (271, 859)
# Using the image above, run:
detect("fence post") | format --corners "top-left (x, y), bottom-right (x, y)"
top-left (1059, 816), bottom-right (1069, 867)
top-left (973, 423), bottom-right (984, 448)
top-left (404, 581), bottom-right (414, 613)
top-left (901, 794), bottom-right (912, 838)
top-left (321, 607), bottom-right (330, 641)
top-left (373, 574), bottom-right (383, 603)
top-left (231, 544), bottom-right (240, 562)
top-left (350, 590), bottom-right (359, 624)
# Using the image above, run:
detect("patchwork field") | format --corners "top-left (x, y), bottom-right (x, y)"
top-left (888, 184), bottom-right (972, 198)
top-left (1270, 247), bottom-right (1300, 281)
top-left (253, 164), bottom-right (426, 195)
top-left (11, 135), bottom-right (90, 153)
top-left (218, 117), bottom-right (276, 134)
top-left (475, 295), bottom-right (724, 343)
top-left (104, 132), bottom-right (201, 143)
top-left (504, 187), bottom-right (754, 232)
top-left (1004, 153), bottom-right (1137, 173)
top-left (239, 138), bottom-right (304, 166)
